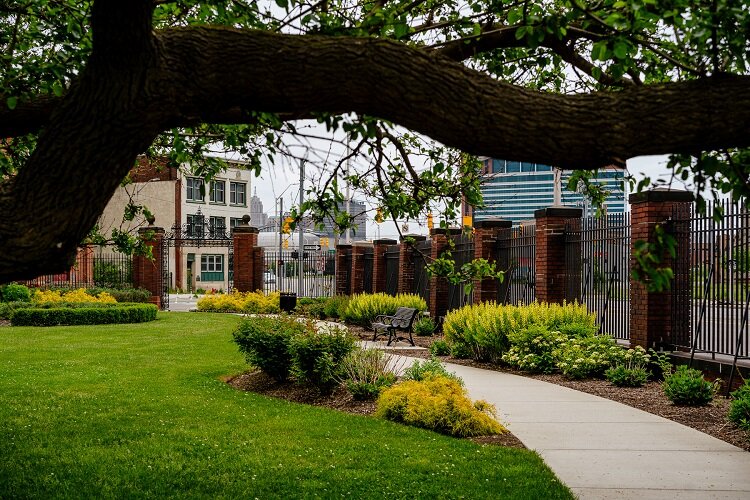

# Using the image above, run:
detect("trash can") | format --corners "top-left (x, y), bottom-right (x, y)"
top-left (280, 292), bottom-right (297, 313)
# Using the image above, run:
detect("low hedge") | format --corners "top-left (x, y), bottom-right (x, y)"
top-left (0, 301), bottom-right (129, 320)
top-left (10, 304), bottom-right (158, 326)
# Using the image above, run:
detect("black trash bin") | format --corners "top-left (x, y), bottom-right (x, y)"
top-left (280, 292), bottom-right (297, 312)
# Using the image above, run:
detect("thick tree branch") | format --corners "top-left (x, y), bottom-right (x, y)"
top-left (0, 95), bottom-right (61, 137)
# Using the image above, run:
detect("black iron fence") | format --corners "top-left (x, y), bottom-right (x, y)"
top-left (362, 247), bottom-right (374, 294)
top-left (412, 240), bottom-right (431, 306)
top-left (447, 235), bottom-right (474, 311)
top-left (565, 214), bottom-right (631, 341)
top-left (263, 250), bottom-right (336, 298)
top-left (498, 224), bottom-right (537, 305)
top-left (384, 245), bottom-right (400, 295)
top-left (672, 200), bottom-right (750, 360)
top-left (21, 250), bottom-right (134, 290)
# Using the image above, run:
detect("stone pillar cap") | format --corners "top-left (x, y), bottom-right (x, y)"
top-left (400, 234), bottom-right (427, 242)
top-left (373, 238), bottom-right (398, 245)
top-left (429, 227), bottom-right (463, 236)
top-left (474, 219), bottom-right (513, 229)
top-left (534, 206), bottom-right (583, 218)
top-left (629, 188), bottom-right (694, 204)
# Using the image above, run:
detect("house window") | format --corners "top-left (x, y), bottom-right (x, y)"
top-left (230, 182), bottom-right (246, 206)
top-left (230, 217), bottom-right (244, 228)
top-left (186, 178), bottom-right (204, 202)
top-left (200, 254), bottom-right (224, 281)
top-left (187, 213), bottom-right (204, 238)
top-left (209, 216), bottom-right (226, 237)
top-left (210, 180), bottom-right (225, 204)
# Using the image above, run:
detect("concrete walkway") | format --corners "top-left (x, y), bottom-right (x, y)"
top-left (396, 356), bottom-right (750, 499)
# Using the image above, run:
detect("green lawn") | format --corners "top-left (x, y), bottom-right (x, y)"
top-left (0, 313), bottom-right (571, 498)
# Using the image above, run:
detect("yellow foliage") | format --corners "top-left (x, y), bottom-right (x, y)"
top-left (32, 288), bottom-right (117, 304)
top-left (196, 290), bottom-right (280, 313)
top-left (376, 374), bottom-right (505, 437)
top-left (342, 292), bottom-right (427, 326)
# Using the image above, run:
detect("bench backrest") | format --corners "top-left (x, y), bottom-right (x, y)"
top-left (392, 307), bottom-right (419, 329)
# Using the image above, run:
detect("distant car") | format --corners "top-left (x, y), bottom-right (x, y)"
top-left (264, 271), bottom-right (276, 284)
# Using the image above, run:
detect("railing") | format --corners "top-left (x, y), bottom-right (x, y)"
top-left (262, 250), bottom-right (336, 298)
top-left (384, 245), bottom-right (400, 295)
top-left (498, 224), bottom-right (536, 305)
top-left (21, 249), bottom-right (134, 290)
top-left (565, 214), bottom-right (630, 341)
top-left (362, 247), bottom-right (374, 294)
top-left (412, 240), bottom-right (431, 306)
top-left (672, 200), bottom-right (750, 360)
top-left (447, 235), bottom-right (474, 311)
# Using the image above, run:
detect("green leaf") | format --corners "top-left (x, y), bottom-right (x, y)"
top-left (613, 41), bottom-right (628, 60)
top-left (6, 96), bottom-right (17, 110)
top-left (52, 82), bottom-right (64, 97)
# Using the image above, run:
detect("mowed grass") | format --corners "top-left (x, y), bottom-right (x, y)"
top-left (0, 313), bottom-right (572, 498)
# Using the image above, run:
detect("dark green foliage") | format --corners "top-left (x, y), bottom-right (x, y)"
top-left (430, 339), bottom-right (451, 356)
top-left (556, 322), bottom-right (598, 338)
top-left (91, 287), bottom-right (151, 303)
top-left (605, 364), bottom-right (650, 387)
top-left (729, 381), bottom-right (750, 432)
top-left (289, 326), bottom-right (355, 394)
top-left (232, 317), bottom-right (303, 382)
top-left (10, 304), bottom-right (157, 326)
top-left (450, 342), bottom-right (473, 359)
top-left (403, 357), bottom-right (463, 385)
top-left (93, 260), bottom-right (132, 288)
top-left (663, 366), bottom-right (716, 406)
top-left (323, 295), bottom-right (350, 319)
top-left (0, 301), bottom-right (32, 320)
top-left (295, 297), bottom-right (327, 319)
top-left (0, 284), bottom-right (31, 303)
top-left (413, 316), bottom-right (436, 336)
top-left (346, 374), bottom-right (397, 401)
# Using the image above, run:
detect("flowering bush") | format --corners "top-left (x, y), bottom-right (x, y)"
top-left (32, 288), bottom-right (117, 304)
top-left (552, 335), bottom-right (623, 379)
top-left (196, 290), bottom-right (280, 313)
top-left (501, 325), bottom-right (566, 373)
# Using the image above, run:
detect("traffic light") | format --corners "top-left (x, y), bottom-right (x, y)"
top-left (282, 216), bottom-right (293, 234)
top-left (427, 212), bottom-right (433, 230)
top-left (462, 215), bottom-right (473, 228)
top-left (375, 207), bottom-right (384, 224)
top-left (320, 237), bottom-right (329, 248)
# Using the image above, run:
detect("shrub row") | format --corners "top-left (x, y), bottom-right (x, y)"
top-left (10, 304), bottom-right (157, 326)
top-left (33, 288), bottom-right (117, 304)
top-left (0, 301), bottom-right (129, 320)
top-left (197, 291), bottom-right (280, 313)
top-left (342, 293), bottom-right (427, 326)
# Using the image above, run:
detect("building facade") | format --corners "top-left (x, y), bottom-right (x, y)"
top-left (469, 159), bottom-right (626, 223)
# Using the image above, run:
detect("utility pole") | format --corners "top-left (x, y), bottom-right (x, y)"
top-left (553, 167), bottom-right (562, 206)
top-left (345, 151), bottom-right (351, 244)
top-left (298, 158), bottom-right (305, 296)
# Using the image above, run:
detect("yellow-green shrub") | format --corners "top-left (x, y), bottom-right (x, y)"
top-left (376, 374), bottom-right (505, 437)
top-left (443, 301), bottom-right (595, 363)
top-left (342, 293), bottom-right (427, 326)
top-left (196, 290), bottom-right (280, 313)
top-left (32, 288), bottom-right (117, 304)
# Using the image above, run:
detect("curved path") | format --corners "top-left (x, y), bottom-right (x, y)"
top-left (375, 346), bottom-right (750, 499)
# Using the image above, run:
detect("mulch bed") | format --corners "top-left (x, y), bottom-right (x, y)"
top-left (346, 325), bottom-right (750, 452)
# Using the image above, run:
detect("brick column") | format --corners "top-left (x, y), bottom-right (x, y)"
top-left (350, 243), bottom-right (372, 295)
top-left (335, 244), bottom-right (352, 295)
top-left (398, 234), bottom-right (426, 294)
top-left (133, 226), bottom-right (165, 308)
top-left (473, 219), bottom-right (512, 303)
top-left (629, 189), bottom-right (694, 349)
top-left (75, 244), bottom-right (95, 286)
top-left (372, 238), bottom-right (397, 293)
top-left (232, 217), bottom-right (260, 292)
top-left (534, 207), bottom-right (582, 304)
top-left (429, 228), bottom-right (461, 319)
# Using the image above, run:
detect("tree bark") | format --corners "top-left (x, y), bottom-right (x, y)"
top-left (1, 24), bottom-right (750, 281)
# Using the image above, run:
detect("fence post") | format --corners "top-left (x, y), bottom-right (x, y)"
top-left (75, 244), bottom-right (95, 286)
top-left (473, 219), bottom-right (512, 303)
top-left (629, 189), bottom-right (694, 349)
top-left (335, 244), bottom-right (352, 295)
top-left (133, 226), bottom-right (165, 308)
top-left (372, 238), bottom-right (397, 293)
top-left (535, 207), bottom-right (582, 304)
top-left (398, 234), bottom-right (426, 294)
top-left (429, 228), bottom-right (461, 319)
top-left (232, 216), bottom-right (261, 292)
top-left (350, 242), bottom-right (372, 295)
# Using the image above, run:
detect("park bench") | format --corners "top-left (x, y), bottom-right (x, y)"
top-left (371, 307), bottom-right (420, 346)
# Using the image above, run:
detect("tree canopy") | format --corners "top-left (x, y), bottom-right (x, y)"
top-left (1, 0), bottom-right (749, 281)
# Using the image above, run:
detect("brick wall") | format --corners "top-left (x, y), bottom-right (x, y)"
top-left (335, 245), bottom-right (352, 295)
top-left (232, 225), bottom-right (260, 292)
top-left (429, 229), bottom-right (461, 319)
top-left (133, 227), bottom-right (165, 308)
top-left (372, 239), bottom-right (396, 293)
top-left (350, 243), bottom-right (371, 295)
top-left (473, 219), bottom-right (512, 303)
top-left (534, 207), bottom-right (582, 304)
top-left (397, 235), bottom-right (426, 294)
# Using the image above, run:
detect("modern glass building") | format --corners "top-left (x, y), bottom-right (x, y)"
top-left (470, 159), bottom-right (626, 223)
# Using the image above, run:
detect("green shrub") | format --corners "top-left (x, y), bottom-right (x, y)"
top-left (10, 304), bottom-right (157, 326)
top-left (449, 342), bottom-right (473, 359)
top-left (375, 375), bottom-right (505, 437)
top-left (0, 284), bottom-right (31, 303)
top-left (342, 293), bottom-right (427, 327)
top-left (413, 317), bottom-right (436, 336)
top-left (295, 298), bottom-right (327, 319)
top-left (403, 357), bottom-right (462, 385)
top-left (88, 287), bottom-right (151, 303)
top-left (663, 365), bottom-right (717, 406)
top-left (443, 302), bottom-right (596, 363)
top-left (289, 323), bottom-right (356, 394)
top-left (605, 361), bottom-right (650, 387)
top-left (551, 335), bottom-right (623, 379)
top-left (338, 348), bottom-right (399, 400)
top-left (556, 322), bottom-right (599, 338)
top-left (0, 301), bottom-right (32, 319)
top-left (729, 381), bottom-right (750, 432)
top-left (429, 339), bottom-right (451, 356)
top-left (93, 260), bottom-right (132, 288)
top-left (501, 325), bottom-right (563, 373)
top-left (232, 317), bottom-right (304, 382)
top-left (323, 295), bottom-right (350, 319)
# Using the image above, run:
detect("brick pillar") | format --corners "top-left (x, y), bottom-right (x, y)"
top-left (133, 226), bottom-right (165, 308)
top-left (75, 244), bottom-right (95, 286)
top-left (232, 217), bottom-right (260, 292)
top-left (473, 219), bottom-right (512, 304)
top-left (253, 247), bottom-right (265, 292)
top-left (350, 243), bottom-right (371, 295)
top-left (429, 229), bottom-right (461, 319)
top-left (398, 234), bottom-right (426, 294)
top-left (372, 239), bottom-right (397, 293)
top-left (535, 207), bottom-right (582, 304)
top-left (629, 189), bottom-right (694, 349)
top-left (336, 244), bottom-right (352, 295)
